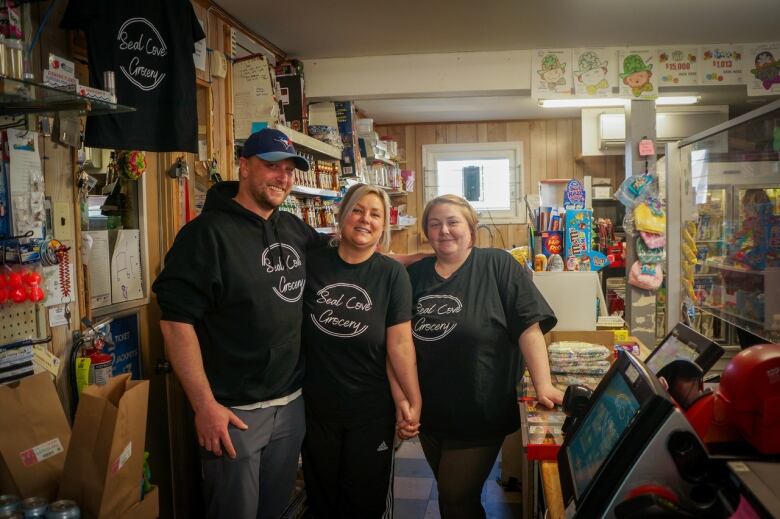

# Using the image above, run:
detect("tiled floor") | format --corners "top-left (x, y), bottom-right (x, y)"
top-left (393, 438), bottom-right (521, 519)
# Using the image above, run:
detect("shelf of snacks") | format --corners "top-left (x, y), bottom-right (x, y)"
top-left (677, 99), bottom-right (780, 344)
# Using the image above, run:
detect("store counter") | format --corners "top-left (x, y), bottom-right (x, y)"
top-left (540, 462), bottom-right (564, 519)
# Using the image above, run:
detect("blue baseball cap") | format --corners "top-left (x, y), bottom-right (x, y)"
top-left (241, 128), bottom-right (310, 171)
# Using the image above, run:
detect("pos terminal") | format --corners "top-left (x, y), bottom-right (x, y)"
top-left (557, 351), bottom-right (719, 518)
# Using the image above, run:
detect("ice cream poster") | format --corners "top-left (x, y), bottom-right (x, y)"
top-left (532, 49), bottom-right (574, 98)
top-left (572, 48), bottom-right (617, 97)
top-left (746, 42), bottom-right (780, 96)
top-left (700, 45), bottom-right (743, 85)
top-left (656, 47), bottom-right (699, 86)
top-left (618, 49), bottom-right (657, 100)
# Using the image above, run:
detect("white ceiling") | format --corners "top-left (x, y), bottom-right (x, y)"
top-left (216, 0), bottom-right (780, 123)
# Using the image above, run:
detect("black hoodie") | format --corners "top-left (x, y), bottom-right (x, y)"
top-left (153, 181), bottom-right (328, 406)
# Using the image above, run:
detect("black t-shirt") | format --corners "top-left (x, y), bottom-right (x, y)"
top-left (60, 0), bottom-right (205, 152)
top-left (302, 247), bottom-right (412, 421)
top-left (407, 247), bottom-right (556, 439)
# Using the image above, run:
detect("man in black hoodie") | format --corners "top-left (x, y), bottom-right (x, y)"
top-left (153, 128), bottom-right (328, 519)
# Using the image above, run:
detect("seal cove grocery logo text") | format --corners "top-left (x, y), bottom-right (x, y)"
top-left (311, 283), bottom-right (372, 338)
top-left (260, 243), bottom-right (305, 302)
top-left (117, 17), bottom-right (167, 91)
top-left (412, 294), bottom-right (462, 341)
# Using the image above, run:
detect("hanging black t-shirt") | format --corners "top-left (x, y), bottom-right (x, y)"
top-left (60, 0), bottom-right (205, 152)
top-left (407, 247), bottom-right (557, 440)
top-left (302, 247), bottom-right (412, 422)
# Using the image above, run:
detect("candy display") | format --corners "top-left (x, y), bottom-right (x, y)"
top-left (633, 197), bottom-right (666, 234)
top-left (628, 261), bottom-right (664, 291)
top-left (564, 209), bottom-right (592, 265)
top-left (615, 173), bottom-right (655, 208)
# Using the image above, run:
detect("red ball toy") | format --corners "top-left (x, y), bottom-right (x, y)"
top-left (10, 286), bottom-right (27, 303)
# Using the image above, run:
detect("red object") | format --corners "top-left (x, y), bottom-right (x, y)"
top-left (27, 285), bottom-right (45, 302)
top-left (9, 286), bottom-right (26, 303)
top-left (683, 392), bottom-right (716, 440)
top-left (627, 484), bottom-right (679, 504)
top-left (0, 275), bottom-right (5, 289)
top-left (7, 272), bottom-right (22, 286)
top-left (0, 287), bottom-right (7, 304)
top-left (715, 344), bottom-right (780, 454)
top-left (24, 271), bottom-right (42, 285)
top-left (606, 243), bottom-right (626, 268)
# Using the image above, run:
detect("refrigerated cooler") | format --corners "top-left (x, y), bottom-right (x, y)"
top-left (669, 99), bottom-right (780, 348)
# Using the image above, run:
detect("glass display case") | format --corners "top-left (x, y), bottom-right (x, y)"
top-left (676, 99), bottom-right (780, 344)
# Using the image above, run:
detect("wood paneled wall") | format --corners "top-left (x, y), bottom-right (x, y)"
top-left (379, 119), bottom-right (625, 254)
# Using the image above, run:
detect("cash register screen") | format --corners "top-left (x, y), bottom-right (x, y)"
top-left (566, 368), bottom-right (641, 499)
top-left (646, 336), bottom-right (699, 374)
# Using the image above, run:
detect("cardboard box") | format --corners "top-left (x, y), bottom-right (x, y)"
top-left (119, 486), bottom-right (159, 519)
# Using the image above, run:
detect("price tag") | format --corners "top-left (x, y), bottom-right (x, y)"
top-left (639, 139), bottom-right (656, 156)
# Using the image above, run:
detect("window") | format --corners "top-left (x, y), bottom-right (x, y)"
top-left (422, 142), bottom-right (525, 223)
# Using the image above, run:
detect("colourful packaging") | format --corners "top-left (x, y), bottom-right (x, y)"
top-left (541, 231), bottom-right (564, 257)
top-left (564, 209), bottom-right (593, 262)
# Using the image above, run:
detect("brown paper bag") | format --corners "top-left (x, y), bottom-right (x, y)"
top-left (59, 374), bottom-right (149, 519)
top-left (0, 372), bottom-right (71, 500)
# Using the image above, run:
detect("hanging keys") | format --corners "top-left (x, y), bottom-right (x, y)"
top-left (64, 303), bottom-right (71, 329)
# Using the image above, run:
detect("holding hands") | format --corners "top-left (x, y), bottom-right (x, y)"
top-left (395, 399), bottom-right (421, 440)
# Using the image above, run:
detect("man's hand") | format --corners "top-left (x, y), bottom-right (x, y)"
top-left (194, 400), bottom-right (248, 458)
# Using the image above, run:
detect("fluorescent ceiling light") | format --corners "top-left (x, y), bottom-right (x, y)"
top-left (540, 96), bottom-right (699, 108)
top-left (655, 96), bottom-right (699, 105)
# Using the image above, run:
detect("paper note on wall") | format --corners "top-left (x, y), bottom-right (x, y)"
top-left (110, 230), bottom-right (143, 304)
top-left (84, 231), bottom-right (111, 309)
top-left (193, 18), bottom-right (207, 71)
top-left (232, 55), bottom-right (277, 139)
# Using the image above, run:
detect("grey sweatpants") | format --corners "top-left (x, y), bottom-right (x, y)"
top-left (201, 395), bottom-right (306, 519)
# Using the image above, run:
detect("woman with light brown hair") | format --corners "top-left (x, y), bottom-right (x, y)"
top-left (408, 194), bottom-right (561, 518)
top-left (301, 183), bottom-right (421, 518)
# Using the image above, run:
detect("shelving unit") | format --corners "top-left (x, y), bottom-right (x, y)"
top-left (0, 77), bottom-right (135, 116)
top-left (272, 124), bottom-right (342, 160)
top-left (290, 185), bottom-right (340, 198)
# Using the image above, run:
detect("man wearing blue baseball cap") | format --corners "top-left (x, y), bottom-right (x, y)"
top-left (153, 128), bottom-right (330, 518)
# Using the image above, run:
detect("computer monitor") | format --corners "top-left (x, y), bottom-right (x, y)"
top-left (558, 351), bottom-right (674, 517)
top-left (645, 323), bottom-right (724, 375)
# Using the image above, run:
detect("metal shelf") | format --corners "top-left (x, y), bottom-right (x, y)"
top-left (367, 156), bottom-right (399, 167)
top-left (0, 77), bottom-right (135, 117)
top-left (290, 185), bottom-right (340, 198)
top-left (704, 257), bottom-right (777, 276)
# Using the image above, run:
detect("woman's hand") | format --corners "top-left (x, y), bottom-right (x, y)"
top-left (535, 383), bottom-right (564, 409)
top-left (395, 400), bottom-right (421, 440)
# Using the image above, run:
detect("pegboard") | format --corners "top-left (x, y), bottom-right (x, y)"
top-left (0, 303), bottom-right (38, 345)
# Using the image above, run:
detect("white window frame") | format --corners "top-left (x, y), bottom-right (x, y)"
top-left (422, 141), bottom-right (525, 224)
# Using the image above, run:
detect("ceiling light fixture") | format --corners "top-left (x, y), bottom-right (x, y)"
top-left (540, 96), bottom-right (699, 108)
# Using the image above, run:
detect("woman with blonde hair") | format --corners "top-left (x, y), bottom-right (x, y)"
top-left (301, 183), bottom-right (421, 518)
top-left (408, 194), bottom-right (561, 519)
